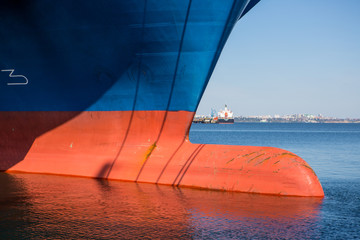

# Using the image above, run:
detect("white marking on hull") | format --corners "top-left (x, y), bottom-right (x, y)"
top-left (1, 69), bottom-right (29, 85)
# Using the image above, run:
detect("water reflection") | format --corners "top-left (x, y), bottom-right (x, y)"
top-left (0, 173), bottom-right (322, 239)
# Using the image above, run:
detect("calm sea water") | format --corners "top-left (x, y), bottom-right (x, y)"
top-left (1, 123), bottom-right (359, 239)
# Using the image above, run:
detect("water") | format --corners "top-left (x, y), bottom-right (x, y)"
top-left (190, 123), bottom-right (360, 181)
top-left (1, 123), bottom-right (359, 239)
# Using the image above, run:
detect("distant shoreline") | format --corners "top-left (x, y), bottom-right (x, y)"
top-left (193, 115), bottom-right (360, 124)
top-left (234, 119), bottom-right (360, 124)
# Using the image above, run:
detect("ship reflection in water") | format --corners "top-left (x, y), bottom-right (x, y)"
top-left (0, 173), bottom-right (322, 239)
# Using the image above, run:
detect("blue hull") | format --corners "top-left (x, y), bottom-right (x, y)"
top-left (0, 0), bottom-right (257, 112)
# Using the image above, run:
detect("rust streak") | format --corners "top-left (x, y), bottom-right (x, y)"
top-left (301, 163), bottom-right (316, 176)
top-left (247, 153), bottom-right (265, 163)
top-left (241, 152), bottom-right (256, 158)
top-left (280, 152), bottom-right (297, 157)
top-left (272, 152), bottom-right (297, 159)
top-left (255, 157), bottom-right (271, 166)
top-left (144, 142), bottom-right (157, 162)
top-left (226, 158), bottom-right (235, 164)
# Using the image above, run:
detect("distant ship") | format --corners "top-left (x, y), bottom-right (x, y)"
top-left (0, 0), bottom-right (323, 196)
top-left (217, 105), bottom-right (234, 124)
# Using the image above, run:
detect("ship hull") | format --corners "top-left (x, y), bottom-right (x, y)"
top-left (218, 118), bottom-right (235, 124)
top-left (0, 0), bottom-right (324, 196)
top-left (1, 110), bottom-right (323, 196)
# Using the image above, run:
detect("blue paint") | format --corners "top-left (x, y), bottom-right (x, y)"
top-left (0, 0), bottom-right (260, 112)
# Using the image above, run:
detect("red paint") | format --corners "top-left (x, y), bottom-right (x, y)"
top-left (0, 111), bottom-right (324, 197)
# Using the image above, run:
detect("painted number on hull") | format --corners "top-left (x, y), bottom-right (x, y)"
top-left (1, 69), bottom-right (29, 85)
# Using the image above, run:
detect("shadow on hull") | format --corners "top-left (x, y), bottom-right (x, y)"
top-left (0, 112), bottom-right (80, 169)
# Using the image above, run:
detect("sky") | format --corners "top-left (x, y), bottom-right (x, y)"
top-left (196, 0), bottom-right (360, 118)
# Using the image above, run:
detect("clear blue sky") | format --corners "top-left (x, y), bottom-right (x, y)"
top-left (197, 0), bottom-right (360, 118)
